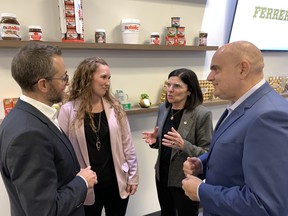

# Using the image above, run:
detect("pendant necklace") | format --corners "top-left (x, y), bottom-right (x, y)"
top-left (170, 108), bottom-right (183, 120)
top-left (95, 111), bottom-right (102, 151)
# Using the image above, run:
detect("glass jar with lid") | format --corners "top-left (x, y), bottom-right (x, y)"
top-left (150, 32), bottom-right (160, 45)
top-left (0, 13), bottom-right (21, 40)
top-left (199, 31), bottom-right (208, 46)
top-left (95, 29), bottom-right (106, 43)
top-left (28, 25), bottom-right (42, 41)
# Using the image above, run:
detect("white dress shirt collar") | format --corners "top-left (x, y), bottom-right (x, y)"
top-left (20, 94), bottom-right (61, 130)
top-left (227, 79), bottom-right (266, 113)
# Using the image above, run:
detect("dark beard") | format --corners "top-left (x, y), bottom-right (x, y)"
top-left (47, 85), bottom-right (64, 104)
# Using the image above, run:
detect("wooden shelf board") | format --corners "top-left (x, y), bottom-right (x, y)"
top-left (0, 40), bottom-right (218, 51)
top-left (126, 100), bottom-right (228, 115)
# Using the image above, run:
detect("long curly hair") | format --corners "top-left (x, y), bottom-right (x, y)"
top-left (67, 57), bottom-right (124, 131)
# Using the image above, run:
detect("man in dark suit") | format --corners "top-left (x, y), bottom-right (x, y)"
top-left (182, 41), bottom-right (288, 216)
top-left (0, 42), bottom-right (97, 216)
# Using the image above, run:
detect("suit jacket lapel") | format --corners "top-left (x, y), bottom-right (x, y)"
top-left (73, 100), bottom-right (90, 167)
top-left (157, 105), bottom-right (170, 151)
top-left (209, 82), bottom-right (272, 152)
top-left (16, 100), bottom-right (78, 165)
top-left (171, 109), bottom-right (194, 158)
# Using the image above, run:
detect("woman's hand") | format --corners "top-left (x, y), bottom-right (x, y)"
top-left (126, 184), bottom-right (138, 195)
top-left (162, 127), bottom-right (184, 150)
top-left (142, 127), bottom-right (158, 145)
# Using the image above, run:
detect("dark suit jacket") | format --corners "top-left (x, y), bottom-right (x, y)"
top-left (199, 82), bottom-right (288, 216)
top-left (0, 99), bottom-right (87, 216)
top-left (152, 103), bottom-right (213, 187)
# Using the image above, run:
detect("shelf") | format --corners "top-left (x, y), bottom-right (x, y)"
top-left (126, 99), bottom-right (228, 115)
top-left (0, 40), bottom-right (218, 51)
top-left (126, 93), bottom-right (288, 115)
top-left (0, 94), bottom-right (287, 121)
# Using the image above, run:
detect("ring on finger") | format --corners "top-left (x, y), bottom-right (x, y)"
top-left (171, 141), bottom-right (175, 145)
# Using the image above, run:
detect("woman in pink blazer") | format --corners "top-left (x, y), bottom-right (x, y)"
top-left (58, 57), bottom-right (139, 216)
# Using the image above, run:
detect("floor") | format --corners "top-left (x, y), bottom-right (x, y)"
top-left (144, 209), bottom-right (203, 216)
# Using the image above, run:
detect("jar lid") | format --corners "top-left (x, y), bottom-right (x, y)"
top-left (150, 32), bottom-right (160, 36)
top-left (95, 29), bottom-right (105, 32)
top-left (121, 19), bottom-right (140, 25)
top-left (1, 13), bottom-right (16, 18)
top-left (28, 25), bottom-right (42, 30)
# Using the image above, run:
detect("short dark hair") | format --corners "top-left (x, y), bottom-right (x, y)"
top-left (11, 42), bottom-right (62, 91)
top-left (165, 68), bottom-right (203, 110)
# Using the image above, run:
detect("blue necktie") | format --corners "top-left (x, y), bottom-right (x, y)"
top-left (215, 109), bottom-right (229, 131)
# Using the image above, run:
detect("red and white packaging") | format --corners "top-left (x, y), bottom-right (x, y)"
top-left (3, 98), bottom-right (18, 116)
top-left (177, 37), bottom-right (186, 46)
top-left (57, 0), bottom-right (84, 42)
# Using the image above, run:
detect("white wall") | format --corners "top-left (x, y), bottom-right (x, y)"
top-left (0, 0), bottom-right (287, 216)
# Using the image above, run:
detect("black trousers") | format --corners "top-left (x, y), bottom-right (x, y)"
top-left (84, 183), bottom-right (129, 216)
top-left (156, 177), bottom-right (199, 216)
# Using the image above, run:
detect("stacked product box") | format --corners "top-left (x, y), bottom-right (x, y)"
top-left (165, 17), bottom-right (186, 46)
top-left (199, 80), bottom-right (214, 101)
top-left (57, 0), bottom-right (84, 42)
top-left (3, 98), bottom-right (18, 116)
top-left (267, 76), bottom-right (288, 94)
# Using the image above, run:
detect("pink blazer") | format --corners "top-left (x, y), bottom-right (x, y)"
top-left (58, 98), bottom-right (139, 205)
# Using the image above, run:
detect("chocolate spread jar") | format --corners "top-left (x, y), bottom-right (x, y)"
top-left (95, 29), bottom-right (106, 43)
top-left (28, 25), bottom-right (42, 41)
top-left (199, 32), bottom-right (208, 46)
top-left (150, 32), bottom-right (160, 45)
top-left (0, 13), bottom-right (21, 40)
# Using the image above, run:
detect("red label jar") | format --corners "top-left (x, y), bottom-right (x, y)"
top-left (150, 32), bottom-right (160, 45)
top-left (0, 13), bottom-right (21, 40)
top-left (28, 25), bottom-right (42, 41)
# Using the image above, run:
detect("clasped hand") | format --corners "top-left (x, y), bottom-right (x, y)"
top-left (77, 166), bottom-right (98, 188)
top-left (182, 157), bottom-right (204, 201)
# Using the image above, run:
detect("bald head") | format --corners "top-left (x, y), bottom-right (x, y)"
top-left (208, 41), bottom-right (265, 102)
top-left (218, 41), bottom-right (264, 75)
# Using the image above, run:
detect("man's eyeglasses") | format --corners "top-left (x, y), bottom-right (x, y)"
top-left (46, 73), bottom-right (69, 84)
top-left (32, 73), bottom-right (69, 85)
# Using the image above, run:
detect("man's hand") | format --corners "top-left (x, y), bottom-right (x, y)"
top-left (183, 157), bottom-right (203, 177)
top-left (182, 175), bottom-right (203, 201)
top-left (77, 166), bottom-right (97, 188)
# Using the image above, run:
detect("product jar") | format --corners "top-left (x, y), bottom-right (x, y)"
top-left (0, 13), bottom-right (21, 40)
top-left (171, 17), bottom-right (180, 27)
top-left (150, 32), bottom-right (160, 45)
top-left (199, 31), bottom-right (208, 46)
top-left (95, 29), bottom-right (106, 43)
top-left (28, 25), bottom-right (42, 41)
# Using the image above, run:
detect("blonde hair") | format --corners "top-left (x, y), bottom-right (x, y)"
top-left (67, 57), bottom-right (125, 132)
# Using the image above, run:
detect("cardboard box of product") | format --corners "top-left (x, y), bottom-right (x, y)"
top-left (57, 0), bottom-right (84, 42)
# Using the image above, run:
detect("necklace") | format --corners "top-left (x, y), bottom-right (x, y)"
top-left (170, 108), bottom-right (183, 120)
top-left (95, 112), bottom-right (101, 151)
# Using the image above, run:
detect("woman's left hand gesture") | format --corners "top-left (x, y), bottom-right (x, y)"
top-left (162, 127), bottom-right (184, 150)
